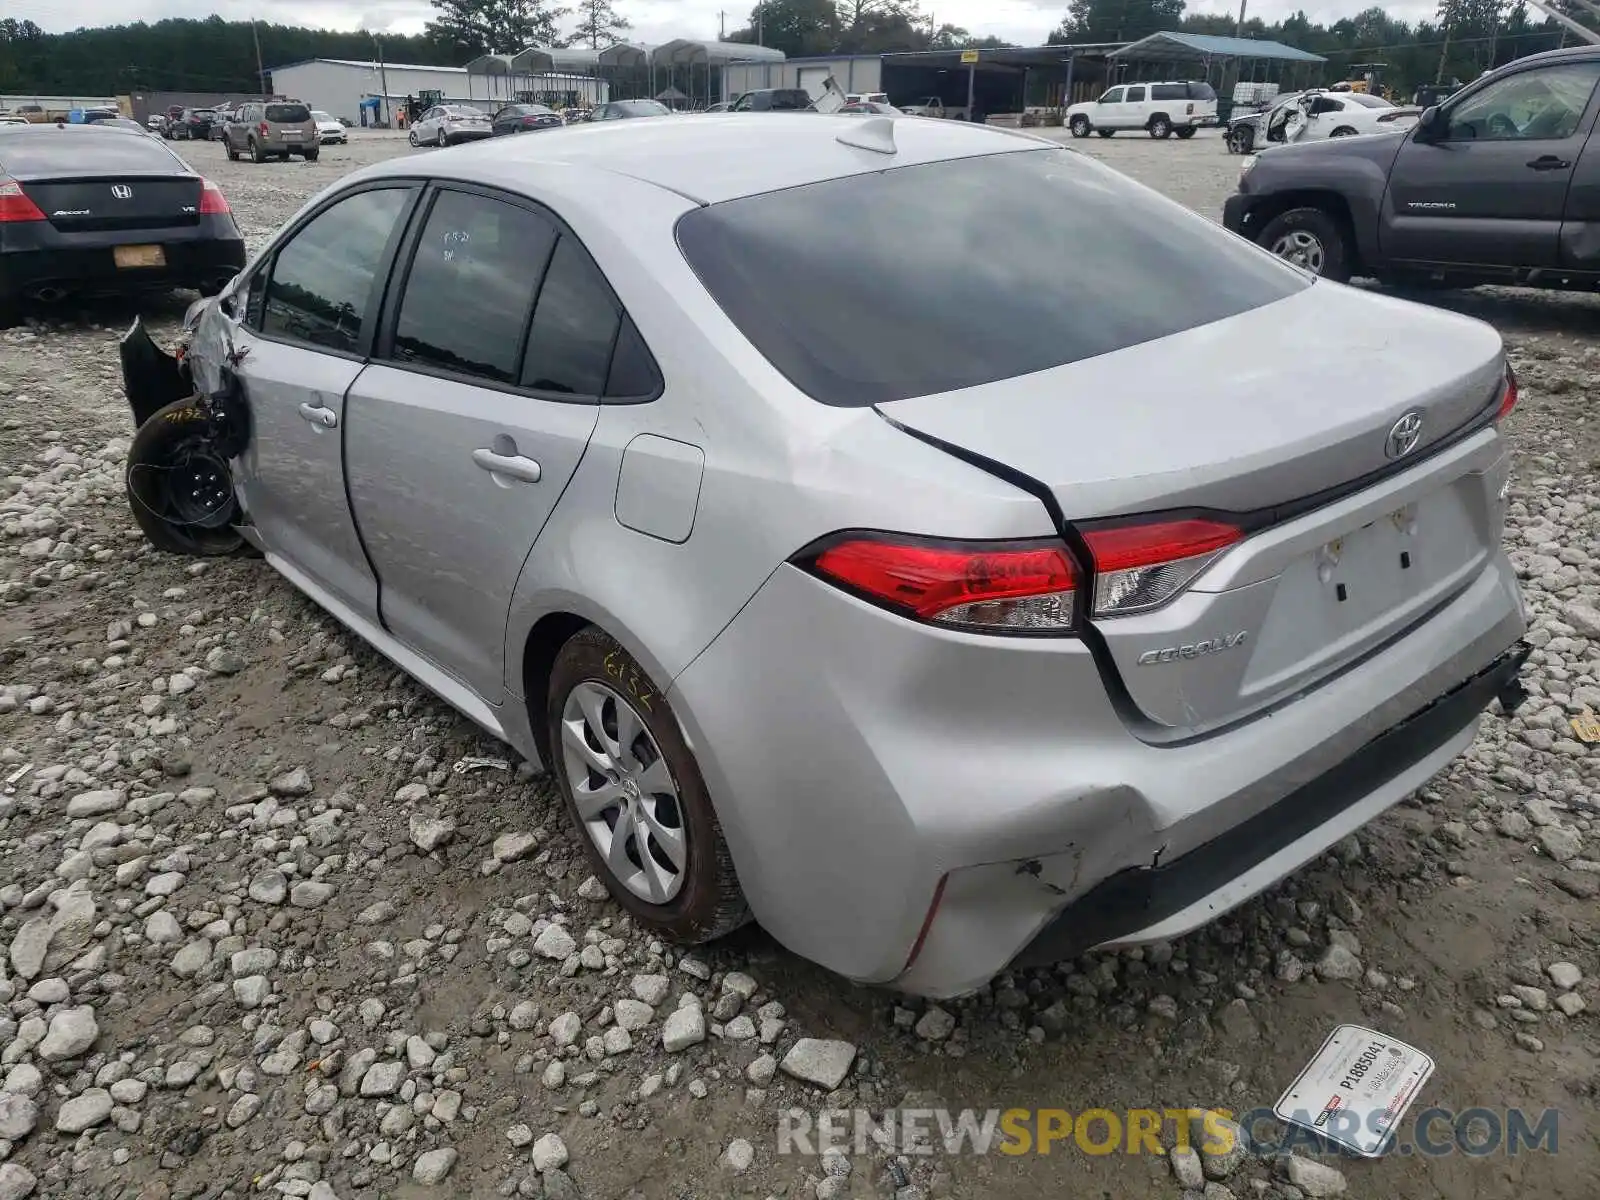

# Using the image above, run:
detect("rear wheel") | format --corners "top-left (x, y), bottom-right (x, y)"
top-left (1258, 206), bottom-right (1352, 283)
top-left (408, 129), bottom-right (419, 147)
top-left (302, 147), bottom-right (319, 161)
top-left (1227, 125), bottom-right (1254, 154)
top-left (1149, 115), bottom-right (1173, 139)
top-left (1069, 114), bottom-right (1091, 138)
top-left (225, 137), bottom-right (239, 161)
top-left (1330, 126), bottom-right (1359, 137)
top-left (437, 128), bottom-right (449, 148)
top-left (125, 399), bottom-right (247, 557)
top-left (1096, 128), bottom-right (1115, 138)
top-left (547, 628), bottom-right (749, 943)
top-left (1174, 126), bottom-right (1197, 139)
top-left (249, 137), bottom-right (263, 164)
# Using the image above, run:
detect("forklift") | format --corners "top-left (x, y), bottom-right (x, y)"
top-left (407, 89), bottom-right (444, 124)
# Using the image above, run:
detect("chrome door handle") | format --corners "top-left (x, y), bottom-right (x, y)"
top-left (472, 448), bottom-right (542, 483)
top-left (297, 402), bottom-right (338, 428)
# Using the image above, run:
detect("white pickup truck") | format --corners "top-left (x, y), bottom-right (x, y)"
top-left (900, 97), bottom-right (969, 120)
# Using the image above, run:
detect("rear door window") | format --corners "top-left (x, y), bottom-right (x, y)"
top-left (1125, 86), bottom-right (1147, 102)
top-left (676, 148), bottom-right (1307, 407)
top-left (389, 189), bottom-right (556, 385)
top-left (521, 236), bottom-right (621, 396)
top-left (262, 187), bottom-right (413, 355)
top-left (1151, 84), bottom-right (1186, 101)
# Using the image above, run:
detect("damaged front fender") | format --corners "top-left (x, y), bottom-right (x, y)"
top-left (119, 317), bottom-right (193, 430)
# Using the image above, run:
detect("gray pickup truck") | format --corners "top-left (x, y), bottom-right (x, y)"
top-left (1224, 45), bottom-right (1600, 290)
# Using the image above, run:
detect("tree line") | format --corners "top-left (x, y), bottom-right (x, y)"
top-left (1, 0), bottom-right (1592, 99)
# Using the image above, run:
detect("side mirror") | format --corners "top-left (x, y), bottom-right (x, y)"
top-left (1414, 105), bottom-right (1443, 142)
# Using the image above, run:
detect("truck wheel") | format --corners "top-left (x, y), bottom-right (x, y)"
top-left (249, 137), bottom-right (264, 164)
top-left (1258, 207), bottom-right (1352, 283)
top-left (1149, 115), bottom-right (1173, 139)
top-left (1174, 126), bottom-right (1197, 140)
top-left (1096, 129), bottom-right (1115, 138)
top-left (1069, 114), bottom-right (1091, 138)
top-left (125, 399), bottom-right (248, 557)
top-left (547, 627), bottom-right (751, 944)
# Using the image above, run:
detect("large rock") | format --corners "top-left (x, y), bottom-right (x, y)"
top-left (64, 789), bottom-right (124, 818)
top-left (531, 1133), bottom-right (569, 1172)
top-left (412, 1148), bottom-right (458, 1185)
top-left (1281, 1155), bottom-right (1348, 1197)
top-left (36, 1007), bottom-right (98, 1062)
top-left (1564, 602), bottom-right (1600, 639)
top-left (533, 924), bottom-right (576, 961)
top-left (55, 1088), bottom-right (113, 1133)
top-left (409, 813), bottom-right (456, 852)
top-left (781, 1039), bottom-right (857, 1090)
top-left (661, 1006), bottom-right (706, 1052)
top-left (0, 1163), bottom-right (37, 1200)
top-left (0, 1092), bottom-right (39, 1140)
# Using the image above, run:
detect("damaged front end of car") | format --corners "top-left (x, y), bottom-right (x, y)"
top-left (119, 299), bottom-right (255, 558)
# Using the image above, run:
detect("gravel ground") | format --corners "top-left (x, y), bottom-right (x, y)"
top-left (1, 126), bottom-right (1598, 1200)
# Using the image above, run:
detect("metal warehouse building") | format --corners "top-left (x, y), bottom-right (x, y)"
top-left (267, 57), bottom-right (607, 125)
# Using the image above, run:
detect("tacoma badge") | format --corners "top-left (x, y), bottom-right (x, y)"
top-left (1137, 631), bottom-right (1249, 666)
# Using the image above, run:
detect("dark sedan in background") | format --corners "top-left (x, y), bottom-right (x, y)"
top-left (490, 103), bottom-right (565, 135)
top-left (0, 122), bottom-right (245, 320)
top-left (173, 108), bottom-right (218, 141)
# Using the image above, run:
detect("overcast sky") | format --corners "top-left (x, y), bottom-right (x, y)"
top-left (10, 0), bottom-right (1441, 53)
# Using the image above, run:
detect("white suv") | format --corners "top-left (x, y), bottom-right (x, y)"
top-left (1067, 80), bottom-right (1218, 139)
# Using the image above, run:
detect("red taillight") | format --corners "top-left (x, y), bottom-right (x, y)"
top-left (1496, 365), bottom-right (1518, 421)
top-left (0, 179), bottom-right (45, 223)
top-left (806, 535), bottom-right (1078, 633)
top-left (198, 179), bottom-right (230, 214)
top-left (1081, 518), bottom-right (1242, 617)
top-left (1187, 102), bottom-right (1195, 115)
top-left (258, 121), bottom-right (270, 136)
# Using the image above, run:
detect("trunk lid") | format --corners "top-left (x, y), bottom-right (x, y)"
top-left (877, 283), bottom-right (1511, 736)
top-left (21, 174), bottom-right (202, 232)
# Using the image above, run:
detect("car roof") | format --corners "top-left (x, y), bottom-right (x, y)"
top-left (357, 113), bottom-right (1049, 206)
top-left (0, 121), bottom-right (158, 142)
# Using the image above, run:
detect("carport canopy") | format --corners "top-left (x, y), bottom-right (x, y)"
top-left (465, 54), bottom-right (514, 77)
top-left (650, 39), bottom-right (785, 67)
top-left (598, 43), bottom-right (649, 68)
top-left (1108, 31), bottom-right (1326, 64)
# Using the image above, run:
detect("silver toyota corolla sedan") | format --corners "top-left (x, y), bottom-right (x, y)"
top-left (118, 114), bottom-right (1529, 999)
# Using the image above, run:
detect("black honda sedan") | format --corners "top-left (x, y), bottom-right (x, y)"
top-left (490, 103), bottom-right (565, 135)
top-left (0, 123), bottom-right (245, 320)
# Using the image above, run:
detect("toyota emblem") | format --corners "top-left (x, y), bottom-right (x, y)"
top-left (1385, 411), bottom-right (1424, 460)
top-left (110, 185), bottom-right (133, 200)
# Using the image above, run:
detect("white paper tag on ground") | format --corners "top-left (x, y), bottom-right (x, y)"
top-left (1273, 1024), bottom-right (1434, 1157)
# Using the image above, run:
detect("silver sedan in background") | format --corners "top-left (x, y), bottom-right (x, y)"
top-left (118, 115), bottom-right (1528, 1000)
top-left (409, 104), bottom-right (493, 148)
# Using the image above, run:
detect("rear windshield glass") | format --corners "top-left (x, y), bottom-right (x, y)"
top-left (617, 100), bottom-right (669, 115)
top-left (1187, 82), bottom-right (1217, 100)
top-left (268, 104), bottom-right (311, 122)
top-left (676, 149), bottom-right (1306, 407)
top-left (1347, 93), bottom-right (1391, 108)
top-left (762, 90), bottom-right (812, 109)
top-left (0, 130), bottom-right (185, 175)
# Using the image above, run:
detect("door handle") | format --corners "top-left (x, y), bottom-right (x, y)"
top-left (1526, 155), bottom-right (1571, 171)
top-left (472, 448), bottom-right (542, 483)
top-left (297, 402), bottom-right (337, 428)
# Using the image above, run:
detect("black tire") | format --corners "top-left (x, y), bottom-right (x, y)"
top-left (249, 137), bottom-right (264, 164)
top-left (1174, 126), bottom-right (1197, 139)
top-left (1149, 115), bottom-right (1172, 139)
top-left (302, 148), bottom-right (319, 161)
top-left (1069, 114), bottom-right (1091, 138)
top-left (1330, 126), bottom-right (1358, 138)
top-left (125, 399), bottom-right (247, 557)
top-left (1227, 126), bottom-right (1254, 154)
top-left (225, 139), bottom-right (239, 161)
top-left (1096, 129), bottom-right (1115, 138)
top-left (1257, 206), bottom-right (1352, 283)
top-left (408, 130), bottom-right (419, 147)
top-left (437, 128), bottom-right (449, 148)
top-left (546, 627), bottom-right (750, 944)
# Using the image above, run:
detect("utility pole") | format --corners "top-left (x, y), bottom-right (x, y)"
top-left (372, 33), bottom-right (390, 128)
top-left (251, 18), bottom-right (266, 96)
top-left (1235, 0), bottom-right (1247, 37)
top-left (719, 11), bottom-right (725, 40)
top-left (756, 2), bottom-right (763, 46)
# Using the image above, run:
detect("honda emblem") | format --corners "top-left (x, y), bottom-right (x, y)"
top-left (110, 184), bottom-right (133, 200)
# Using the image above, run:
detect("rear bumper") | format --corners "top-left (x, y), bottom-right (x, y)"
top-left (0, 226), bottom-right (244, 299)
top-left (671, 548), bottom-right (1526, 998)
top-left (1012, 640), bottom-right (1528, 968)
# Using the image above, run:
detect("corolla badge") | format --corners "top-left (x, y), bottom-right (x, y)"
top-left (1385, 410), bottom-right (1424, 460)
top-left (1136, 631), bottom-right (1249, 666)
